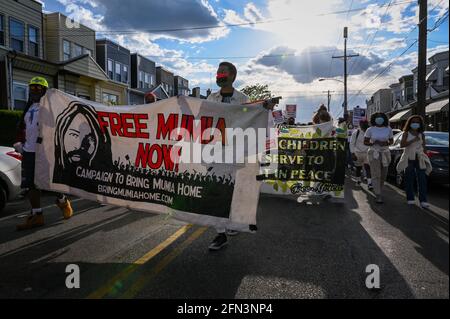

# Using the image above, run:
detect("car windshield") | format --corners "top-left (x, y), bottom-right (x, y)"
top-left (425, 132), bottom-right (449, 146)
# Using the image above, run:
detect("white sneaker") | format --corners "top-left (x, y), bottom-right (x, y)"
top-left (226, 229), bottom-right (238, 236)
top-left (407, 200), bottom-right (415, 205)
top-left (420, 202), bottom-right (430, 209)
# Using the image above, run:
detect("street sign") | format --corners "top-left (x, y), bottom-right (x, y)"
top-left (272, 110), bottom-right (284, 125)
top-left (285, 104), bottom-right (297, 118)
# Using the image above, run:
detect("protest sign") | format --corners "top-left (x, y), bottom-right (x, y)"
top-left (35, 89), bottom-right (269, 232)
top-left (272, 110), bottom-right (284, 125)
top-left (285, 104), bottom-right (297, 118)
top-left (352, 107), bottom-right (366, 127)
top-left (260, 121), bottom-right (347, 199)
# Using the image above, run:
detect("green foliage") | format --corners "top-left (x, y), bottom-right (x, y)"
top-left (0, 110), bottom-right (22, 147)
top-left (241, 84), bottom-right (273, 102)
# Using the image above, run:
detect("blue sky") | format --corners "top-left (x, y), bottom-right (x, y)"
top-left (43, 0), bottom-right (449, 122)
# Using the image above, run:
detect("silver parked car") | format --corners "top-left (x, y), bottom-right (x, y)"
top-left (0, 146), bottom-right (22, 213)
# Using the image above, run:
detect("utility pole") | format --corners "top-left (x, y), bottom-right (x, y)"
top-left (322, 90), bottom-right (335, 112)
top-left (333, 27), bottom-right (359, 122)
top-left (416, 0), bottom-right (428, 118)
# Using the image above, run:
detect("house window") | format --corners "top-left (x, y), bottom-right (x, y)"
top-left (28, 26), bottom-right (39, 57)
top-left (115, 62), bottom-right (121, 82)
top-left (123, 65), bottom-right (128, 84)
top-left (13, 82), bottom-right (28, 110)
top-left (10, 18), bottom-right (24, 52)
top-left (107, 59), bottom-right (114, 79)
top-left (73, 43), bottom-right (82, 57)
top-left (102, 93), bottom-right (118, 106)
top-left (83, 47), bottom-right (93, 56)
top-left (150, 74), bottom-right (154, 86)
top-left (139, 71), bottom-right (144, 88)
top-left (144, 73), bottom-right (150, 88)
top-left (0, 14), bottom-right (5, 46)
top-left (406, 87), bottom-right (413, 101)
top-left (63, 40), bottom-right (71, 60)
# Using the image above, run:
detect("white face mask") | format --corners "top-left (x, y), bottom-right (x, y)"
top-left (375, 117), bottom-right (384, 126)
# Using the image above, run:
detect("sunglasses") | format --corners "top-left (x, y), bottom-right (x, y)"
top-left (29, 85), bottom-right (44, 92)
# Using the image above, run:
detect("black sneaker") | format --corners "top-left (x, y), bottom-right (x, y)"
top-left (208, 233), bottom-right (228, 251)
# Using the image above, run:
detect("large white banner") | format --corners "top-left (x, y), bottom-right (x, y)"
top-left (35, 89), bottom-right (269, 232)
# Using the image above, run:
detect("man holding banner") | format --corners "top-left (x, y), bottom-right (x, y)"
top-left (206, 61), bottom-right (277, 251)
top-left (206, 61), bottom-right (251, 251)
top-left (15, 77), bottom-right (74, 231)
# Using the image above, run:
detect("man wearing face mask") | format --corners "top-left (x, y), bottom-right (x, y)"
top-left (205, 62), bottom-right (251, 251)
top-left (350, 119), bottom-right (372, 189)
top-left (207, 62), bottom-right (250, 105)
top-left (15, 77), bottom-right (74, 231)
top-left (207, 62), bottom-right (279, 251)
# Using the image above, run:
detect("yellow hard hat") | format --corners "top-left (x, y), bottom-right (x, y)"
top-left (29, 76), bottom-right (49, 88)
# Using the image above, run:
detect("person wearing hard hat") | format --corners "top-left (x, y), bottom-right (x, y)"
top-left (15, 77), bottom-right (74, 231)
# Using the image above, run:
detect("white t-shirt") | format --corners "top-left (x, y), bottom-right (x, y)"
top-left (365, 126), bottom-right (393, 145)
top-left (23, 103), bottom-right (40, 153)
top-left (350, 129), bottom-right (369, 153)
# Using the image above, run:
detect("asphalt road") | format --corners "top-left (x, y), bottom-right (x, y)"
top-left (0, 177), bottom-right (448, 299)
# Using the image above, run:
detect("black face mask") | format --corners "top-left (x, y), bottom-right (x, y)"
top-left (216, 77), bottom-right (229, 87)
top-left (216, 72), bottom-right (234, 88)
top-left (29, 92), bottom-right (44, 103)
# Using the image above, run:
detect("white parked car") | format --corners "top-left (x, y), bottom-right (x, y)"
top-left (0, 146), bottom-right (22, 213)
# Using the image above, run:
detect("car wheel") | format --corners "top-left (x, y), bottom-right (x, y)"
top-left (0, 185), bottom-right (6, 213)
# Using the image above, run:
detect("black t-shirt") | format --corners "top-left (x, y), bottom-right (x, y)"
top-left (221, 91), bottom-right (234, 103)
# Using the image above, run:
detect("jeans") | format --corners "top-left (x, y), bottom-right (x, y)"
top-left (405, 159), bottom-right (428, 202)
top-left (356, 164), bottom-right (371, 179)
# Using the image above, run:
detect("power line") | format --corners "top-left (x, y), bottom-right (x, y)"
top-left (44, 0), bottom-right (419, 36)
top-left (349, 40), bottom-right (418, 103)
top-left (41, 46), bottom-right (368, 62)
top-left (348, 0), bottom-right (394, 77)
top-left (348, 0), bottom-right (446, 77)
top-left (318, 0), bottom-right (416, 16)
top-left (55, 18), bottom-right (292, 35)
top-left (428, 39), bottom-right (449, 44)
top-left (347, 6), bottom-right (449, 104)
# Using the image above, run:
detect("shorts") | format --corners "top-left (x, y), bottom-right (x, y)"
top-left (353, 151), bottom-right (369, 167)
top-left (21, 151), bottom-right (36, 189)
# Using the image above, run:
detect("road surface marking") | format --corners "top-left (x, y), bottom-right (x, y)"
top-left (87, 224), bottom-right (193, 299)
top-left (119, 226), bottom-right (208, 299)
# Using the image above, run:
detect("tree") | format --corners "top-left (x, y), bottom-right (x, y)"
top-left (241, 84), bottom-right (273, 102)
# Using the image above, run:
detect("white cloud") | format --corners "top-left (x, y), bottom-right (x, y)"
top-left (243, 3), bottom-right (264, 23)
